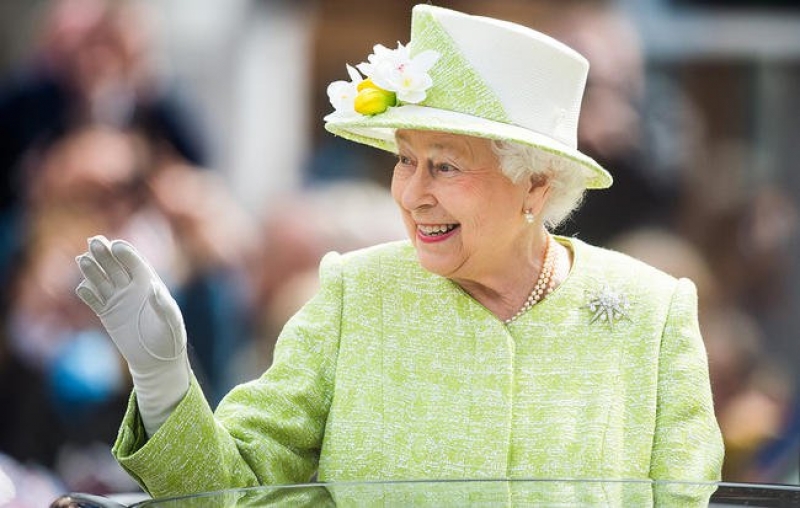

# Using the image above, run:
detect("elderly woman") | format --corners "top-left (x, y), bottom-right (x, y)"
top-left (75, 4), bottom-right (723, 504)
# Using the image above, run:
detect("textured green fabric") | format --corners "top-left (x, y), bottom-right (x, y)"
top-left (410, 9), bottom-right (510, 123)
top-left (113, 237), bottom-right (723, 505)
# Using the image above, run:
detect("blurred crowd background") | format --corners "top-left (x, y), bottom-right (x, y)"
top-left (0, 0), bottom-right (799, 503)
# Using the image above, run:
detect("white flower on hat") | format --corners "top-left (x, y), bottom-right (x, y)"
top-left (326, 64), bottom-right (364, 118)
top-left (357, 43), bottom-right (440, 104)
top-left (327, 42), bottom-right (440, 117)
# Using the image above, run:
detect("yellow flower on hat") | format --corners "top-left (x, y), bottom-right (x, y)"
top-left (354, 85), bottom-right (397, 115)
top-left (357, 78), bottom-right (379, 92)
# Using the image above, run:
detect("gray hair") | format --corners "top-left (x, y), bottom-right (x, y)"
top-left (491, 141), bottom-right (587, 228)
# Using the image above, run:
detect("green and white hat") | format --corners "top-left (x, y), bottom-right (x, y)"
top-left (324, 4), bottom-right (612, 190)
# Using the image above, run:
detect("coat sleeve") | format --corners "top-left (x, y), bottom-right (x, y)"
top-left (649, 278), bottom-right (724, 505)
top-left (112, 252), bottom-right (344, 498)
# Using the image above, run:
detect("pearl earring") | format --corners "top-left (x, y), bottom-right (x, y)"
top-left (524, 209), bottom-right (535, 224)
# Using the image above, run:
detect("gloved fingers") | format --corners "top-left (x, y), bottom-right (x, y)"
top-left (110, 239), bottom-right (157, 283)
top-left (75, 279), bottom-right (105, 314)
top-left (76, 253), bottom-right (114, 304)
top-left (88, 235), bottom-right (131, 288)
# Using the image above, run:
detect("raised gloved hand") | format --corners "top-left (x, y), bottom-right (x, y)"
top-left (75, 235), bottom-right (190, 437)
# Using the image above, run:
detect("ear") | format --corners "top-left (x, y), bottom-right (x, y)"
top-left (523, 173), bottom-right (551, 217)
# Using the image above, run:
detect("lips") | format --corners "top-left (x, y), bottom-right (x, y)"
top-left (416, 223), bottom-right (460, 242)
top-left (418, 224), bottom-right (458, 236)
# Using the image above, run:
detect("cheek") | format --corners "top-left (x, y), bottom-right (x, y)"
top-left (400, 211), bottom-right (416, 235)
top-left (450, 186), bottom-right (497, 227)
top-left (390, 181), bottom-right (416, 233)
top-left (390, 171), bottom-right (410, 206)
top-left (460, 197), bottom-right (519, 240)
top-left (390, 178), bottom-right (403, 205)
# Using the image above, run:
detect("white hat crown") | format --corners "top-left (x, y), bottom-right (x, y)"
top-left (412, 6), bottom-right (589, 149)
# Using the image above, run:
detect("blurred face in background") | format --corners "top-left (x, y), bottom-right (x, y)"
top-left (30, 126), bottom-right (146, 227)
top-left (38, 0), bottom-right (158, 122)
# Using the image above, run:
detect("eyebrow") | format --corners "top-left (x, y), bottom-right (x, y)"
top-left (395, 134), bottom-right (457, 153)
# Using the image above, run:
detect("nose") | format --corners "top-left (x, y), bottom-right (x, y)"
top-left (398, 162), bottom-right (435, 211)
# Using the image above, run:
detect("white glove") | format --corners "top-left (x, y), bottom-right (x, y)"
top-left (75, 235), bottom-right (190, 437)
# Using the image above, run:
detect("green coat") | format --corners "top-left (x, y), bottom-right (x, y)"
top-left (113, 237), bottom-right (723, 502)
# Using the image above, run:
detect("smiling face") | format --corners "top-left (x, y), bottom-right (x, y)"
top-left (391, 129), bottom-right (545, 287)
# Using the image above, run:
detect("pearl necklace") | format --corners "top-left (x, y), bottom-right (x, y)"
top-left (504, 235), bottom-right (556, 324)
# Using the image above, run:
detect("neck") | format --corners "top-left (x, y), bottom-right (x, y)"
top-left (454, 228), bottom-right (552, 321)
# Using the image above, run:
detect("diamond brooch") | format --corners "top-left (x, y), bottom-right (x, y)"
top-left (584, 284), bottom-right (631, 329)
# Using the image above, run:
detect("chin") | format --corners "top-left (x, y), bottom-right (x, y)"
top-left (413, 249), bottom-right (456, 278)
